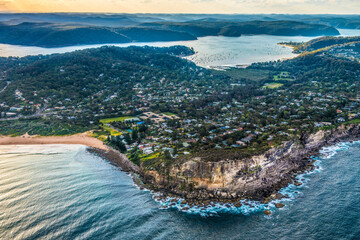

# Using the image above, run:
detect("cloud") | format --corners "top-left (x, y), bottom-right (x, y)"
top-left (1, 0), bottom-right (359, 14)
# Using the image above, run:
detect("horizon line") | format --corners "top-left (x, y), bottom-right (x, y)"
top-left (0, 11), bottom-right (360, 16)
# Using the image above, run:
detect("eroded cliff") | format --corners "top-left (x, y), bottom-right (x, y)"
top-left (141, 124), bottom-right (360, 201)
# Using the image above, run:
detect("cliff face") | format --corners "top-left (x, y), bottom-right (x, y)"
top-left (141, 124), bottom-right (360, 201)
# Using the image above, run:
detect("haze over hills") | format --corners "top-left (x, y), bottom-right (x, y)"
top-left (0, 13), bottom-right (359, 28)
top-left (0, 22), bottom-right (197, 47)
top-left (0, 19), bottom-right (340, 47)
top-left (1, 13), bottom-right (359, 47)
top-left (0, 13), bottom-right (360, 29)
top-left (140, 20), bottom-right (339, 37)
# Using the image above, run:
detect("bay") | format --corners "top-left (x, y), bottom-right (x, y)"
top-left (1, 29), bottom-right (359, 67)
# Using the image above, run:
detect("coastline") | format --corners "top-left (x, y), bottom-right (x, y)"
top-left (0, 133), bottom-right (140, 173)
top-left (0, 132), bottom-right (108, 150)
top-left (277, 42), bottom-right (299, 54)
top-left (2, 124), bottom-right (360, 211)
top-left (142, 124), bottom-right (360, 206)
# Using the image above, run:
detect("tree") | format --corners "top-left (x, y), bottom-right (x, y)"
top-left (199, 126), bottom-right (209, 137)
top-left (131, 129), bottom-right (138, 141)
top-left (117, 141), bottom-right (127, 153)
top-left (129, 147), bottom-right (141, 166)
top-left (171, 130), bottom-right (178, 141)
top-left (124, 133), bottom-right (132, 144)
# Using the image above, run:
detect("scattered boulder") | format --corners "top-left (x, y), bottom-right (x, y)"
top-left (234, 202), bottom-right (242, 208)
top-left (294, 182), bottom-right (302, 186)
top-left (275, 193), bottom-right (285, 199)
top-left (263, 210), bottom-right (272, 215)
top-left (275, 203), bottom-right (285, 208)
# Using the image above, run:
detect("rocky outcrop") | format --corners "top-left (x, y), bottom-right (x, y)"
top-left (141, 124), bottom-right (360, 201)
top-left (88, 147), bottom-right (140, 173)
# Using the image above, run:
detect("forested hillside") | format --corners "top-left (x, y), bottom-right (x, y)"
top-left (0, 20), bottom-right (340, 47)
top-left (0, 45), bottom-right (196, 107)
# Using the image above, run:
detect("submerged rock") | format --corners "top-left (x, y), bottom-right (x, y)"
top-left (263, 210), bottom-right (272, 215)
top-left (275, 203), bottom-right (285, 208)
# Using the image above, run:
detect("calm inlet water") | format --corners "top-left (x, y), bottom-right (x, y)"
top-left (0, 35), bottom-right (310, 68)
top-left (0, 28), bottom-right (359, 68)
top-left (1, 143), bottom-right (360, 239)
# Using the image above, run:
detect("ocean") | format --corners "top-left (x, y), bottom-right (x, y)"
top-left (1, 143), bottom-right (360, 240)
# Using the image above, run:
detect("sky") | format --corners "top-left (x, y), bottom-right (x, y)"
top-left (0, 0), bottom-right (359, 14)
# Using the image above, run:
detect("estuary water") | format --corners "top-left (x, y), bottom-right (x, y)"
top-left (0, 35), bottom-right (308, 68)
top-left (1, 143), bottom-right (360, 240)
top-left (0, 29), bottom-right (359, 68)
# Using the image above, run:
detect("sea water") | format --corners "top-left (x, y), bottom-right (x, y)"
top-left (1, 143), bottom-right (360, 239)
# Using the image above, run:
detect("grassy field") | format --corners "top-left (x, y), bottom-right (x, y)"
top-left (263, 83), bottom-right (284, 89)
top-left (91, 130), bottom-right (109, 141)
top-left (163, 112), bottom-right (176, 116)
top-left (100, 116), bottom-right (134, 124)
top-left (273, 71), bottom-right (294, 81)
top-left (344, 118), bottom-right (360, 125)
top-left (141, 152), bottom-right (160, 160)
top-left (102, 124), bottom-right (122, 136)
top-left (212, 68), bottom-right (273, 82)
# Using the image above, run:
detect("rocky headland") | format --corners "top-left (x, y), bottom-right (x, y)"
top-left (136, 124), bottom-right (360, 205)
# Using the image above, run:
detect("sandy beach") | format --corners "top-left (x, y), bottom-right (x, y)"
top-left (0, 132), bottom-right (109, 150)
top-left (0, 132), bottom-right (140, 172)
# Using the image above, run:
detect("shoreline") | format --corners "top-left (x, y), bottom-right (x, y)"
top-left (2, 125), bottom-right (360, 212)
top-left (0, 133), bottom-right (140, 173)
top-left (0, 133), bottom-right (109, 150)
top-left (142, 124), bottom-right (360, 207)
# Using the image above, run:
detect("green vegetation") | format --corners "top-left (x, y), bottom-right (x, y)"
top-left (344, 119), bottom-right (360, 125)
top-left (0, 119), bottom-right (95, 136)
top-left (100, 116), bottom-right (135, 124)
top-left (214, 68), bottom-right (273, 82)
top-left (91, 130), bottom-right (109, 141)
top-left (273, 72), bottom-right (294, 81)
top-left (0, 20), bottom-right (339, 47)
top-left (102, 125), bottom-right (122, 136)
top-left (142, 20), bottom-right (339, 38)
top-left (0, 23), bottom-right (197, 47)
top-left (163, 112), bottom-right (176, 116)
top-left (1, 42), bottom-right (360, 167)
top-left (263, 83), bottom-right (284, 89)
top-left (281, 36), bottom-right (360, 53)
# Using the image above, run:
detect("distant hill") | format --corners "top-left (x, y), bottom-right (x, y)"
top-left (0, 13), bottom-right (360, 30)
top-left (0, 13), bottom-right (165, 27)
top-left (0, 20), bottom-right (340, 47)
top-left (302, 16), bottom-right (360, 30)
top-left (0, 22), bottom-right (197, 47)
top-left (141, 20), bottom-right (340, 37)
